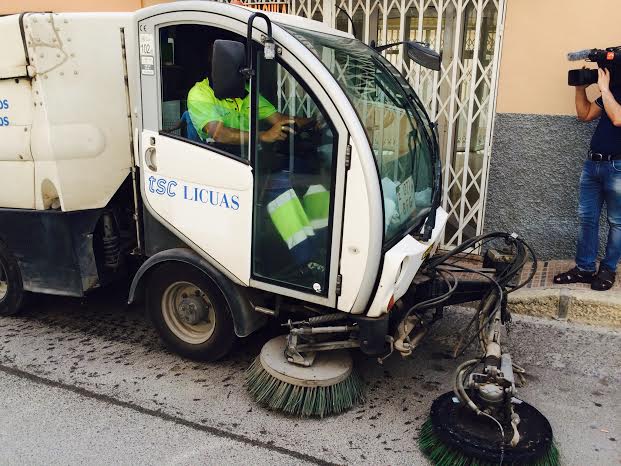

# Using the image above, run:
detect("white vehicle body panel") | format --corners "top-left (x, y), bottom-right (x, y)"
top-left (0, 12), bottom-right (135, 212)
top-left (0, 16), bottom-right (34, 209)
top-left (0, 15), bottom-right (28, 79)
top-left (141, 130), bottom-right (253, 285)
top-left (0, 162), bottom-right (35, 209)
top-left (367, 207), bottom-right (449, 318)
top-left (0, 78), bottom-right (34, 209)
top-left (337, 144), bottom-right (371, 313)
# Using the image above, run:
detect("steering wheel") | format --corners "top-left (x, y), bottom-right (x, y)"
top-left (271, 119), bottom-right (319, 154)
top-left (261, 117), bottom-right (335, 176)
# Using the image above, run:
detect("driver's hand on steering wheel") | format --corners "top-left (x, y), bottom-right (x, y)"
top-left (260, 119), bottom-right (295, 143)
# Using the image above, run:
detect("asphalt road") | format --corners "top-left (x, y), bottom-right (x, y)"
top-left (0, 370), bottom-right (300, 465)
top-left (0, 285), bottom-right (619, 465)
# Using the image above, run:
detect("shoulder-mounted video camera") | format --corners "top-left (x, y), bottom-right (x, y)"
top-left (567, 46), bottom-right (621, 88)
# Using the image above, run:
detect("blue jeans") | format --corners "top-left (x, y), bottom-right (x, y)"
top-left (576, 160), bottom-right (621, 272)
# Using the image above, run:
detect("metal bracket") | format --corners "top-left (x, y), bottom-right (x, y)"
top-left (283, 321), bottom-right (360, 367)
top-left (286, 333), bottom-right (317, 366)
top-left (345, 145), bottom-right (352, 170)
top-left (377, 335), bottom-right (395, 365)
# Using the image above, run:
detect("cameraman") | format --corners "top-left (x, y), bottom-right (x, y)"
top-left (555, 68), bottom-right (621, 290)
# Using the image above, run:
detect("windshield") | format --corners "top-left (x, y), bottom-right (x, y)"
top-left (282, 26), bottom-right (436, 244)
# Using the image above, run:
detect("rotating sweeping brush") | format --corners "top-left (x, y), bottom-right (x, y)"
top-left (245, 335), bottom-right (365, 417)
top-left (419, 392), bottom-right (559, 466)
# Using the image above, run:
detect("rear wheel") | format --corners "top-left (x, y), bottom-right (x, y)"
top-left (146, 263), bottom-right (235, 361)
top-left (0, 242), bottom-right (25, 316)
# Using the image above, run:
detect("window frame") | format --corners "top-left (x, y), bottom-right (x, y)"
top-left (249, 49), bottom-right (341, 296)
top-left (158, 131), bottom-right (251, 166)
top-left (246, 36), bottom-right (350, 307)
top-left (156, 23), bottom-right (252, 165)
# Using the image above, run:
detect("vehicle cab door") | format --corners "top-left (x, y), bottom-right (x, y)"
top-left (137, 14), bottom-right (254, 285)
top-left (248, 40), bottom-right (348, 308)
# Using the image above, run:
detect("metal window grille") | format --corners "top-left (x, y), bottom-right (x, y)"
top-left (229, 0), bottom-right (506, 248)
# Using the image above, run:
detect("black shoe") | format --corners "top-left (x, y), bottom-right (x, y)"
top-left (553, 266), bottom-right (595, 285)
top-left (591, 266), bottom-right (616, 291)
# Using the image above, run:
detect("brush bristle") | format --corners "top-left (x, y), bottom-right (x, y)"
top-left (419, 418), bottom-right (560, 466)
top-left (245, 356), bottom-right (365, 417)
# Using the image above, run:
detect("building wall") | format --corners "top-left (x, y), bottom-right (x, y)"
top-left (0, 0), bottom-right (169, 15)
top-left (485, 0), bottom-right (620, 260)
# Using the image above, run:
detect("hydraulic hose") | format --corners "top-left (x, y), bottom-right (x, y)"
top-left (452, 359), bottom-right (481, 414)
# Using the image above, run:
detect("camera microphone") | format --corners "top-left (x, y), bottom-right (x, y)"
top-left (567, 49), bottom-right (592, 61)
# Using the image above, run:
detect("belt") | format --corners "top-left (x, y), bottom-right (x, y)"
top-left (588, 150), bottom-right (621, 161)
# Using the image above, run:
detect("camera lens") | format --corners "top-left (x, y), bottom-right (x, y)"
top-left (568, 68), bottom-right (598, 86)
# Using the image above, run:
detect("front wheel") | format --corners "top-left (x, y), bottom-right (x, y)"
top-left (146, 263), bottom-right (235, 361)
top-left (0, 242), bottom-right (25, 316)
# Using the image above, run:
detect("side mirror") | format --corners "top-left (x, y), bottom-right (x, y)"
top-left (405, 42), bottom-right (441, 71)
top-left (211, 40), bottom-right (246, 100)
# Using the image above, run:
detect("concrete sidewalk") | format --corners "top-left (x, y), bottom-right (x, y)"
top-left (457, 257), bottom-right (621, 328)
top-left (511, 259), bottom-right (621, 327)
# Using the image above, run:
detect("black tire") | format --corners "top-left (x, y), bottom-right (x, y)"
top-left (0, 241), bottom-right (25, 316)
top-left (146, 263), bottom-right (235, 361)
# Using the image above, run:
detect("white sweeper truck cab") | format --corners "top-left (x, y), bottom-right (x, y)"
top-left (0, 4), bottom-right (558, 464)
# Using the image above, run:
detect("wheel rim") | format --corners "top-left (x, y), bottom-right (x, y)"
top-left (0, 261), bottom-right (8, 303)
top-left (161, 281), bottom-right (216, 345)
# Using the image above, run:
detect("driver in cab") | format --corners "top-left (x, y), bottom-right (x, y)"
top-left (187, 75), bottom-right (311, 146)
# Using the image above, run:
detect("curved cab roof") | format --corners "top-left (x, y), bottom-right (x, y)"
top-left (135, 0), bottom-right (353, 39)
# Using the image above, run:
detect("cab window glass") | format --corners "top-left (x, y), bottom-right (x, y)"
top-left (283, 26), bottom-right (435, 243)
top-left (158, 25), bottom-right (249, 159)
top-left (252, 53), bottom-right (338, 294)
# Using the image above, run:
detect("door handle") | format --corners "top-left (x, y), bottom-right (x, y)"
top-left (145, 146), bottom-right (157, 172)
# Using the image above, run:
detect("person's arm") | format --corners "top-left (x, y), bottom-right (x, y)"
top-left (598, 68), bottom-right (621, 127)
top-left (205, 121), bottom-right (250, 145)
top-left (266, 112), bottom-right (314, 128)
top-left (259, 92), bottom-right (316, 130)
top-left (204, 119), bottom-right (294, 145)
top-left (576, 85), bottom-right (602, 122)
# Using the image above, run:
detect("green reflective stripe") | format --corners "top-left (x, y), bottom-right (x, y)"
top-left (268, 189), bottom-right (314, 249)
top-left (286, 228), bottom-right (313, 249)
top-left (309, 218), bottom-right (329, 229)
top-left (303, 185), bottom-right (330, 230)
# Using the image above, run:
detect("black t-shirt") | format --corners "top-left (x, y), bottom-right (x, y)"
top-left (590, 88), bottom-right (621, 155)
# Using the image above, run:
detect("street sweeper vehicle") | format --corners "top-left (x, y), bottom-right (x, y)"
top-left (0, 3), bottom-right (558, 464)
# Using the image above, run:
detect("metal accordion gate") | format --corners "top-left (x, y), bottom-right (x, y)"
top-left (278, 0), bottom-right (506, 248)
